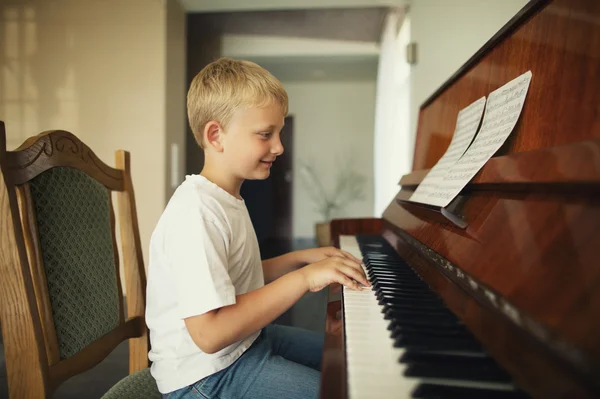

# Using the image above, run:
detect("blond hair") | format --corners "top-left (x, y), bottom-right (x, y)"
top-left (187, 57), bottom-right (288, 148)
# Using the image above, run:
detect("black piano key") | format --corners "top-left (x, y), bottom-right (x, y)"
top-left (387, 317), bottom-right (464, 331)
top-left (368, 268), bottom-right (415, 276)
top-left (365, 253), bottom-right (398, 258)
top-left (377, 286), bottom-right (431, 295)
top-left (385, 307), bottom-right (457, 321)
top-left (370, 276), bottom-right (422, 284)
top-left (405, 363), bottom-right (512, 383)
top-left (368, 268), bottom-right (412, 274)
top-left (383, 303), bottom-right (452, 315)
top-left (400, 350), bottom-right (489, 363)
top-left (379, 295), bottom-right (445, 308)
top-left (373, 279), bottom-right (424, 288)
top-left (369, 271), bottom-right (420, 278)
top-left (400, 352), bottom-right (511, 383)
top-left (375, 284), bottom-right (430, 294)
top-left (370, 275), bottom-right (420, 283)
top-left (378, 298), bottom-right (442, 307)
top-left (400, 351), bottom-right (491, 365)
top-left (366, 261), bottom-right (407, 267)
top-left (411, 383), bottom-right (529, 399)
top-left (378, 292), bottom-right (435, 303)
top-left (379, 294), bottom-right (443, 305)
top-left (366, 260), bottom-right (408, 266)
top-left (395, 335), bottom-right (482, 352)
top-left (365, 260), bottom-right (399, 265)
top-left (375, 286), bottom-right (440, 298)
top-left (372, 276), bottom-right (424, 284)
top-left (368, 271), bottom-right (417, 279)
top-left (391, 325), bottom-right (470, 339)
top-left (371, 280), bottom-right (429, 290)
top-left (382, 302), bottom-right (448, 313)
top-left (374, 281), bottom-right (425, 290)
top-left (380, 299), bottom-right (442, 308)
top-left (378, 293), bottom-right (443, 305)
top-left (393, 331), bottom-right (478, 346)
top-left (385, 306), bottom-right (457, 321)
top-left (366, 264), bottom-right (412, 271)
top-left (368, 267), bottom-right (413, 274)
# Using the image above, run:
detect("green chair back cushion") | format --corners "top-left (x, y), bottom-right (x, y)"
top-left (29, 166), bottom-right (121, 359)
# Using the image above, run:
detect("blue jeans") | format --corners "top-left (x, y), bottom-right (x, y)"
top-left (164, 324), bottom-right (324, 399)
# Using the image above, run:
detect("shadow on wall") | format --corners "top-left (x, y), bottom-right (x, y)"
top-left (0, 2), bottom-right (120, 146)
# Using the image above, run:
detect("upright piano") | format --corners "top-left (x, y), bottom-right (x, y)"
top-left (319, 0), bottom-right (600, 398)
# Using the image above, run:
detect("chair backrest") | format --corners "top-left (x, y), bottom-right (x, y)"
top-left (0, 122), bottom-right (149, 397)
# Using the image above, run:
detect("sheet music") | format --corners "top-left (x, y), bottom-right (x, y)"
top-left (425, 70), bottom-right (533, 207)
top-left (410, 97), bottom-right (486, 204)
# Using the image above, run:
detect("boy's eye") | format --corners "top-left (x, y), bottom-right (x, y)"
top-left (259, 132), bottom-right (272, 139)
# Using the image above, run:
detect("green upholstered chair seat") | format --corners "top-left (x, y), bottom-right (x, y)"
top-left (101, 368), bottom-right (161, 399)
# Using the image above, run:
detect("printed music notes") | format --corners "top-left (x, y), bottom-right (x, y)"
top-left (412, 70), bottom-right (533, 208)
top-left (410, 97), bottom-right (486, 204)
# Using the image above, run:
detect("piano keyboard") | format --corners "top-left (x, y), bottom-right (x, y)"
top-left (340, 235), bottom-right (529, 399)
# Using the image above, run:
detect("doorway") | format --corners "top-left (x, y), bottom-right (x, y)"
top-left (241, 116), bottom-right (293, 259)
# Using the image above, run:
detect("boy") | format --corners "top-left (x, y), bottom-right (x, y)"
top-left (145, 57), bottom-right (369, 399)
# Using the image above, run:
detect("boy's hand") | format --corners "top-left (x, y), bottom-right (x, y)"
top-left (300, 246), bottom-right (362, 265)
top-left (298, 256), bottom-right (370, 292)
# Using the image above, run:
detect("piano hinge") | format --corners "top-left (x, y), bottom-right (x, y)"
top-left (396, 194), bottom-right (468, 229)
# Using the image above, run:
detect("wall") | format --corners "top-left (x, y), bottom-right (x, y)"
top-left (408, 0), bottom-right (530, 156)
top-left (284, 80), bottom-right (377, 238)
top-left (0, 0), bottom-right (186, 268)
top-left (166, 0), bottom-right (187, 201)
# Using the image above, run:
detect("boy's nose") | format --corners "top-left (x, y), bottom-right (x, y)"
top-left (271, 138), bottom-right (284, 156)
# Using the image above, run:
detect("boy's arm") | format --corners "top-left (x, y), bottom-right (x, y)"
top-left (262, 247), bottom-right (362, 283)
top-left (185, 256), bottom-right (368, 354)
top-left (261, 251), bottom-right (306, 282)
top-left (185, 269), bottom-right (307, 354)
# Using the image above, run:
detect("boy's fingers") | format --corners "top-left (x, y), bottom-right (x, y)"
top-left (330, 249), bottom-right (361, 263)
top-left (327, 257), bottom-right (367, 284)
top-left (342, 249), bottom-right (362, 263)
top-left (338, 275), bottom-right (360, 290)
top-left (340, 249), bottom-right (361, 263)
top-left (340, 258), bottom-right (365, 273)
top-left (340, 265), bottom-right (370, 287)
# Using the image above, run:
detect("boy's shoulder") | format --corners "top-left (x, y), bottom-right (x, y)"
top-left (166, 176), bottom-right (224, 216)
top-left (159, 175), bottom-right (241, 231)
top-left (150, 177), bottom-right (231, 249)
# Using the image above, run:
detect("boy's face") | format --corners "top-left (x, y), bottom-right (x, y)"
top-left (222, 103), bottom-right (285, 181)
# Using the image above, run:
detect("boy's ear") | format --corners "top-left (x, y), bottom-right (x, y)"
top-left (203, 121), bottom-right (224, 152)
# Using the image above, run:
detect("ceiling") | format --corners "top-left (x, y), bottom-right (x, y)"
top-left (180, 0), bottom-right (407, 13)
top-left (184, 1), bottom-right (398, 82)
top-left (247, 55), bottom-right (379, 82)
top-left (188, 8), bottom-right (389, 43)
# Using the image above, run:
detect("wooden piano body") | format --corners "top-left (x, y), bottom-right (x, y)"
top-left (320, 0), bottom-right (600, 397)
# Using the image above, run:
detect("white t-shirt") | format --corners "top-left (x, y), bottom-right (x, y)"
top-left (145, 174), bottom-right (265, 394)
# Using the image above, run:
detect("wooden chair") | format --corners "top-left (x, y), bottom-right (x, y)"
top-left (0, 122), bottom-right (161, 398)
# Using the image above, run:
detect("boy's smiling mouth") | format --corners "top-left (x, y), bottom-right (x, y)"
top-left (260, 159), bottom-right (276, 166)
